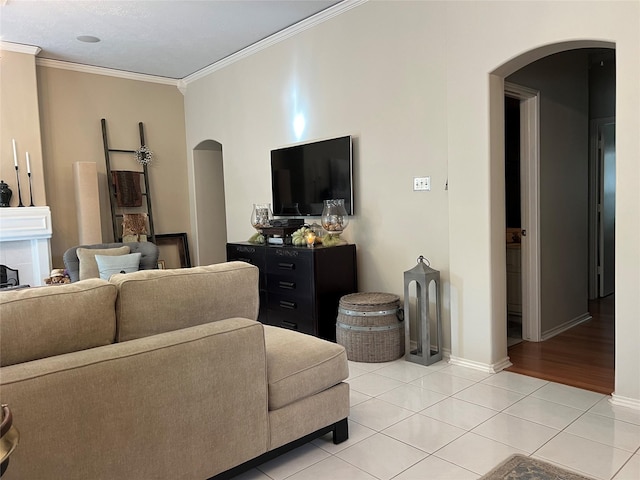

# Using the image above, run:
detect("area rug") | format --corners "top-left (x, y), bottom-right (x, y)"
top-left (481, 454), bottom-right (597, 480)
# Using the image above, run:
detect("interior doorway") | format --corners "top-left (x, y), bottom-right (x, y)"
top-left (193, 140), bottom-right (227, 266)
top-left (504, 95), bottom-right (523, 347)
top-left (500, 48), bottom-right (616, 392)
top-left (504, 82), bottom-right (541, 346)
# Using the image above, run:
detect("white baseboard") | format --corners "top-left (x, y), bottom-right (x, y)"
top-left (442, 348), bottom-right (451, 362)
top-left (610, 393), bottom-right (640, 411)
top-left (541, 312), bottom-right (592, 341)
top-left (448, 354), bottom-right (512, 373)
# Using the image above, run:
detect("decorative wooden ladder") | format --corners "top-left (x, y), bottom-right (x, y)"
top-left (100, 118), bottom-right (156, 243)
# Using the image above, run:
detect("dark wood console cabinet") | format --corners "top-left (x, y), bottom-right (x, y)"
top-left (226, 242), bottom-right (357, 341)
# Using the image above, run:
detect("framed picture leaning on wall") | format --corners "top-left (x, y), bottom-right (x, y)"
top-left (155, 233), bottom-right (191, 269)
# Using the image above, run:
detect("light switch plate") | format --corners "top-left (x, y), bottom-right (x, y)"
top-left (413, 176), bottom-right (431, 191)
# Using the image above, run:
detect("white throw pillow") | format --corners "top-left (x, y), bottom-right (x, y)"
top-left (95, 252), bottom-right (142, 280)
top-left (77, 246), bottom-right (130, 280)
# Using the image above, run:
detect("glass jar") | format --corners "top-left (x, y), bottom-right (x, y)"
top-left (251, 203), bottom-right (272, 230)
top-left (321, 199), bottom-right (349, 235)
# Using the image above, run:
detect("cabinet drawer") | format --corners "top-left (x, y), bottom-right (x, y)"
top-left (267, 272), bottom-right (312, 295)
top-left (266, 249), bottom-right (311, 278)
top-left (227, 244), bottom-right (265, 268)
top-left (267, 315), bottom-right (315, 335)
top-left (267, 299), bottom-right (314, 335)
top-left (267, 292), bottom-right (313, 317)
top-left (227, 244), bottom-right (267, 289)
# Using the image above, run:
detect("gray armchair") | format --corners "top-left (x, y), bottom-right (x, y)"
top-left (63, 242), bottom-right (159, 282)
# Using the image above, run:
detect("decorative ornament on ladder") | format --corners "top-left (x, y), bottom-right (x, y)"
top-left (134, 146), bottom-right (153, 166)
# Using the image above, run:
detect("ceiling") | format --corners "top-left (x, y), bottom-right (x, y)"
top-left (0, 0), bottom-right (344, 80)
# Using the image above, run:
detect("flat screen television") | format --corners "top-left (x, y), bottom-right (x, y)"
top-left (271, 135), bottom-right (353, 216)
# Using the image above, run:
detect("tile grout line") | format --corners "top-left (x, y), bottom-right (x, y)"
top-left (235, 362), bottom-right (637, 480)
top-left (353, 363), bottom-right (618, 478)
top-left (261, 361), bottom-right (636, 480)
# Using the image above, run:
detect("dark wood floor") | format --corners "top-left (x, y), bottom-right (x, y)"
top-left (506, 295), bottom-right (615, 394)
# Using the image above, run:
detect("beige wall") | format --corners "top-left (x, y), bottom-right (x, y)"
top-left (183, 1), bottom-right (640, 402)
top-left (0, 50), bottom-right (46, 206)
top-left (36, 67), bottom-right (189, 266)
top-left (193, 141), bottom-right (227, 265)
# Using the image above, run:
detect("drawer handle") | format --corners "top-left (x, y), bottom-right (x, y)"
top-left (281, 321), bottom-right (298, 330)
top-left (278, 262), bottom-right (295, 270)
top-left (278, 281), bottom-right (296, 290)
top-left (279, 300), bottom-right (297, 310)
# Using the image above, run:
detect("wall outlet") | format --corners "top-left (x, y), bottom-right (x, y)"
top-left (413, 176), bottom-right (431, 191)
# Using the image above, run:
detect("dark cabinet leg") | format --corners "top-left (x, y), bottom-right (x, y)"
top-left (332, 418), bottom-right (349, 444)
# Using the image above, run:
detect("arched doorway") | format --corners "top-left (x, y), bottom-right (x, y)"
top-left (193, 140), bottom-right (227, 266)
top-left (490, 42), bottom-right (616, 393)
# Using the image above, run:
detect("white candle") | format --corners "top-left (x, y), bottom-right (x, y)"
top-left (12, 139), bottom-right (18, 167)
top-left (26, 152), bottom-right (31, 174)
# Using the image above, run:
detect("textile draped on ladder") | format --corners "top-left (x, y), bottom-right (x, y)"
top-left (112, 170), bottom-right (142, 207)
top-left (122, 213), bottom-right (148, 242)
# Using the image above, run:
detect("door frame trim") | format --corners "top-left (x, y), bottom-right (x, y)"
top-left (505, 82), bottom-right (541, 342)
top-left (588, 116), bottom-right (616, 299)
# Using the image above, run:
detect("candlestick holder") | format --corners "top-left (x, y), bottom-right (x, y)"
top-left (28, 172), bottom-right (34, 207)
top-left (14, 166), bottom-right (24, 207)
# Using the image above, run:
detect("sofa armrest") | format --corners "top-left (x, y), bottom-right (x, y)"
top-left (0, 318), bottom-right (269, 480)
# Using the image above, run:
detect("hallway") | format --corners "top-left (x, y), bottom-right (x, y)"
top-left (506, 296), bottom-right (615, 395)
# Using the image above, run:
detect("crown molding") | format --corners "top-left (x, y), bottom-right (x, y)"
top-left (177, 80), bottom-right (187, 96)
top-left (0, 41), bottom-right (41, 56)
top-left (6, 0), bottom-right (365, 94)
top-left (180, 0), bottom-right (368, 89)
top-left (35, 58), bottom-right (179, 86)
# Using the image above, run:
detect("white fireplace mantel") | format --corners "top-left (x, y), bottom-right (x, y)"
top-left (0, 206), bottom-right (52, 241)
top-left (0, 206), bottom-right (52, 286)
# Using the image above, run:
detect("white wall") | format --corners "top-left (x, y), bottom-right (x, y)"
top-left (183, 1), bottom-right (640, 404)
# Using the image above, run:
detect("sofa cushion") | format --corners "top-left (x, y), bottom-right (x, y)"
top-left (110, 262), bottom-right (260, 342)
top-left (95, 252), bottom-right (142, 279)
top-left (0, 318), bottom-right (270, 479)
top-left (263, 325), bottom-right (349, 410)
top-left (0, 279), bottom-right (117, 366)
top-left (77, 246), bottom-right (130, 280)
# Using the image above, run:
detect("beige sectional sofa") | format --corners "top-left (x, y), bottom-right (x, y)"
top-left (0, 261), bottom-right (350, 479)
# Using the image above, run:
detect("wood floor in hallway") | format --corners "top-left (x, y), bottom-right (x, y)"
top-left (506, 295), bottom-right (615, 395)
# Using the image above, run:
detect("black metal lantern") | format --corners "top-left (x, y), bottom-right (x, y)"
top-left (404, 255), bottom-right (443, 366)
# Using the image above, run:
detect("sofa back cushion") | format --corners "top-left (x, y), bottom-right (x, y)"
top-left (110, 261), bottom-right (260, 342)
top-left (0, 279), bottom-right (117, 366)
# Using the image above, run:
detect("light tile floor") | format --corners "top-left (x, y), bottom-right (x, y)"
top-left (234, 359), bottom-right (640, 480)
